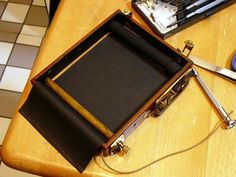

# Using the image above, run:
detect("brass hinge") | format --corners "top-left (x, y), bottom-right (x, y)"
top-left (122, 8), bottom-right (132, 16)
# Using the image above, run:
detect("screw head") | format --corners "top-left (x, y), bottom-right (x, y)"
top-left (226, 119), bottom-right (236, 129)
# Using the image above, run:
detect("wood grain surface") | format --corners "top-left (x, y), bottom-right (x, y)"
top-left (2, 0), bottom-right (236, 177)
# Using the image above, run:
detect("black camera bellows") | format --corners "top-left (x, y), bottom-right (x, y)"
top-left (109, 21), bottom-right (181, 75)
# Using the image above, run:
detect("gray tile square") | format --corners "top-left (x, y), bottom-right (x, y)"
top-left (8, 44), bottom-right (39, 69)
top-left (25, 6), bottom-right (49, 27)
top-left (0, 31), bottom-right (18, 42)
top-left (0, 21), bottom-right (22, 33)
top-left (9, 0), bottom-right (32, 4)
top-left (0, 1), bottom-right (6, 16)
top-left (0, 90), bottom-right (21, 118)
top-left (0, 64), bottom-right (4, 79)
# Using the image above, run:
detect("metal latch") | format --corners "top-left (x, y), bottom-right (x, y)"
top-left (110, 135), bottom-right (130, 155)
top-left (181, 40), bottom-right (194, 57)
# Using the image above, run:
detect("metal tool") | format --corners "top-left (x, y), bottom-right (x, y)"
top-left (192, 68), bottom-right (236, 129)
top-left (189, 55), bottom-right (236, 83)
top-left (167, 0), bottom-right (226, 28)
top-left (181, 40), bottom-right (235, 129)
top-left (170, 0), bottom-right (210, 18)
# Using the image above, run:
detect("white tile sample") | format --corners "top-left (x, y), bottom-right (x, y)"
top-left (0, 117), bottom-right (10, 144)
top-left (45, 0), bottom-right (49, 12)
top-left (32, 0), bottom-right (45, 6)
top-left (0, 42), bottom-right (13, 65)
top-left (21, 25), bottom-right (47, 37)
top-left (1, 3), bottom-right (29, 23)
top-left (0, 66), bottom-right (30, 92)
top-left (17, 34), bottom-right (42, 46)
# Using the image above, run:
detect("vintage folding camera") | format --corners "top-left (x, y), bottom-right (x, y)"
top-left (20, 10), bottom-right (193, 172)
top-left (132, 0), bottom-right (236, 38)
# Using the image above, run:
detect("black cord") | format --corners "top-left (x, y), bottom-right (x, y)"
top-left (98, 120), bottom-right (223, 174)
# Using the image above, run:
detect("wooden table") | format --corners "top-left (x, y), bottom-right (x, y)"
top-left (2, 1), bottom-right (236, 177)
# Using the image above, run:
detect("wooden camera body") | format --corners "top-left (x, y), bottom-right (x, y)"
top-left (20, 11), bottom-right (193, 172)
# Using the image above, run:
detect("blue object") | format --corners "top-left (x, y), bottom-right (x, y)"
top-left (232, 53), bottom-right (236, 72)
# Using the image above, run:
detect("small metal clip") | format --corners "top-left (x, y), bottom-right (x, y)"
top-left (150, 13), bottom-right (156, 22)
top-left (182, 40), bottom-right (194, 57)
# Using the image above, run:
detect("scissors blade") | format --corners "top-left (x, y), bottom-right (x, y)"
top-left (189, 55), bottom-right (236, 83)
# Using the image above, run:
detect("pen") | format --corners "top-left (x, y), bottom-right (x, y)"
top-left (170, 0), bottom-right (211, 18)
top-left (186, 0), bottom-right (211, 10)
top-left (167, 0), bottom-right (226, 28)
